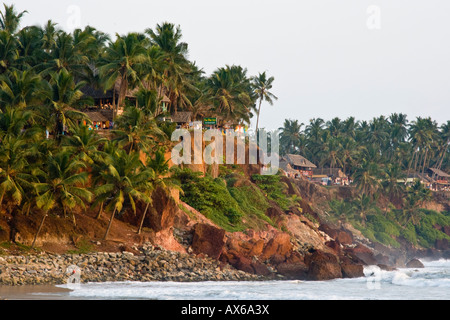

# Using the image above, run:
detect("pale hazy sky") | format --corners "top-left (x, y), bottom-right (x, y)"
top-left (10, 0), bottom-right (450, 130)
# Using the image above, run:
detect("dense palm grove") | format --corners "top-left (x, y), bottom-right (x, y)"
top-left (0, 4), bottom-right (448, 250)
top-left (0, 4), bottom-right (275, 244)
top-left (279, 116), bottom-right (449, 192)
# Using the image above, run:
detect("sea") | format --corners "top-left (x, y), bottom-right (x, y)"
top-left (19, 258), bottom-right (449, 300)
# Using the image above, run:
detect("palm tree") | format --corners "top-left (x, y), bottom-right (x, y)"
top-left (351, 194), bottom-right (378, 225)
top-left (98, 32), bottom-right (148, 120)
top-left (146, 22), bottom-right (194, 113)
top-left (401, 179), bottom-right (432, 225)
top-left (0, 69), bottom-right (43, 110)
top-left (41, 20), bottom-right (59, 53)
top-left (326, 117), bottom-right (342, 138)
top-left (205, 65), bottom-right (254, 125)
top-left (31, 151), bottom-right (93, 247)
top-left (0, 30), bottom-right (18, 75)
top-left (62, 124), bottom-right (107, 165)
top-left (408, 117), bottom-right (438, 176)
top-left (0, 106), bottom-right (33, 139)
top-left (112, 106), bottom-right (165, 154)
top-left (381, 163), bottom-right (405, 206)
top-left (338, 136), bottom-right (361, 175)
top-left (0, 4), bottom-right (27, 34)
top-left (320, 136), bottom-right (343, 175)
top-left (352, 160), bottom-right (382, 198)
top-left (278, 119), bottom-right (304, 155)
top-left (433, 121), bottom-right (450, 176)
top-left (41, 68), bottom-right (91, 140)
top-left (15, 25), bottom-right (45, 70)
top-left (252, 71), bottom-right (277, 133)
top-left (0, 135), bottom-right (34, 209)
top-left (93, 149), bottom-right (152, 240)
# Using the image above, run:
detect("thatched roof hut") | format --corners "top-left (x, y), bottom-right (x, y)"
top-left (83, 111), bottom-right (110, 122)
top-left (171, 112), bottom-right (192, 124)
top-left (428, 168), bottom-right (450, 178)
top-left (282, 154), bottom-right (317, 169)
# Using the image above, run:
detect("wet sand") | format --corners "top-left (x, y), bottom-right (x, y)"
top-left (0, 285), bottom-right (73, 300)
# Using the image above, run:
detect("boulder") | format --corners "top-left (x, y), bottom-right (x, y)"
top-left (341, 264), bottom-right (364, 278)
top-left (406, 258), bottom-right (424, 268)
top-left (146, 187), bottom-right (177, 232)
top-left (251, 260), bottom-right (271, 276)
top-left (325, 240), bottom-right (341, 254)
top-left (308, 261), bottom-right (342, 280)
top-left (260, 233), bottom-right (292, 260)
top-left (305, 250), bottom-right (342, 281)
top-left (276, 262), bottom-right (308, 280)
top-left (318, 224), bottom-right (353, 245)
top-left (191, 223), bottom-right (225, 259)
top-left (336, 229), bottom-right (353, 245)
top-left (345, 244), bottom-right (377, 265)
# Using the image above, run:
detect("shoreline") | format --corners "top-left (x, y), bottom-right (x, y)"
top-left (0, 259), bottom-right (449, 301)
top-left (0, 243), bottom-right (266, 288)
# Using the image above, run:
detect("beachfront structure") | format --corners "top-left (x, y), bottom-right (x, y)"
top-left (428, 168), bottom-right (450, 191)
top-left (171, 112), bottom-right (192, 128)
top-left (279, 154), bottom-right (317, 178)
top-left (82, 110), bottom-right (113, 131)
top-left (312, 168), bottom-right (349, 186)
top-left (81, 79), bottom-right (138, 117)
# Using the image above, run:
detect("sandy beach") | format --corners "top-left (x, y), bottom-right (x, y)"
top-left (0, 284), bottom-right (73, 300)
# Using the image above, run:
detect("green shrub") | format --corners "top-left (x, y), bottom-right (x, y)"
top-left (251, 174), bottom-right (292, 211)
top-left (374, 231), bottom-right (401, 248)
top-left (367, 214), bottom-right (400, 237)
top-left (400, 223), bottom-right (418, 245)
top-left (172, 168), bottom-right (244, 231)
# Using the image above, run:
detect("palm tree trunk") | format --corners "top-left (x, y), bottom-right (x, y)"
top-left (31, 213), bottom-right (48, 248)
top-left (137, 202), bottom-right (151, 234)
top-left (405, 150), bottom-right (416, 184)
top-left (421, 148), bottom-right (428, 176)
top-left (96, 201), bottom-right (103, 219)
top-left (255, 98), bottom-right (262, 133)
top-left (0, 191), bottom-right (4, 209)
top-left (103, 207), bottom-right (117, 240)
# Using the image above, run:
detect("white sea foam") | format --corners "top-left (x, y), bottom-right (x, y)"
top-left (51, 260), bottom-right (450, 300)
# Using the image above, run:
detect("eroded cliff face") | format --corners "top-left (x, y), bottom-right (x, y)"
top-left (3, 162), bottom-right (448, 281)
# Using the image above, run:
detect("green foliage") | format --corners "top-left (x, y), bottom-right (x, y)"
top-left (251, 174), bottom-right (292, 211)
top-left (228, 184), bottom-right (274, 228)
top-left (332, 204), bottom-right (450, 249)
top-left (172, 168), bottom-right (244, 231)
top-left (414, 209), bottom-right (450, 248)
top-left (400, 222), bottom-right (418, 245)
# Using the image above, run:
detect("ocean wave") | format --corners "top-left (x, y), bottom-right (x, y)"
top-left (363, 261), bottom-right (450, 288)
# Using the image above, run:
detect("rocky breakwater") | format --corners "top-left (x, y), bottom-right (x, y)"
top-left (0, 243), bottom-right (262, 286)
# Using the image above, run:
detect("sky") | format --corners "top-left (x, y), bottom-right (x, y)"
top-left (9, 0), bottom-right (450, 130)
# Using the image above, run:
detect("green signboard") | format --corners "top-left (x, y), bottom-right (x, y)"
top-left (203, 117), bottom-right (217, 125)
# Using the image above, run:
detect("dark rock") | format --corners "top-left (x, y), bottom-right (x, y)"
top-left (251, 261), bottom-right (271, 276)
top-left (325, 240), bottom-right (341, 254)
top-left (406, 258), bottom-right (424, 268)
top-left (308, 261), bottom-right (342, 280)
top-left (345, 244), bottom-right (377, 265)
top-left (276, 262), bottom-right (308, 280)
top-left (341, 264), bottom-right (364, 278)
top-left (336, 229), bottom-right (353, 245)
top-left (191, 223), bottom-right (225, 259)
top-left (436, 239), bottom-right (449, 250)
top-left (305, 250), bottom-right (342, 281)
top-left (377, 264), bottom-right (397, 271)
